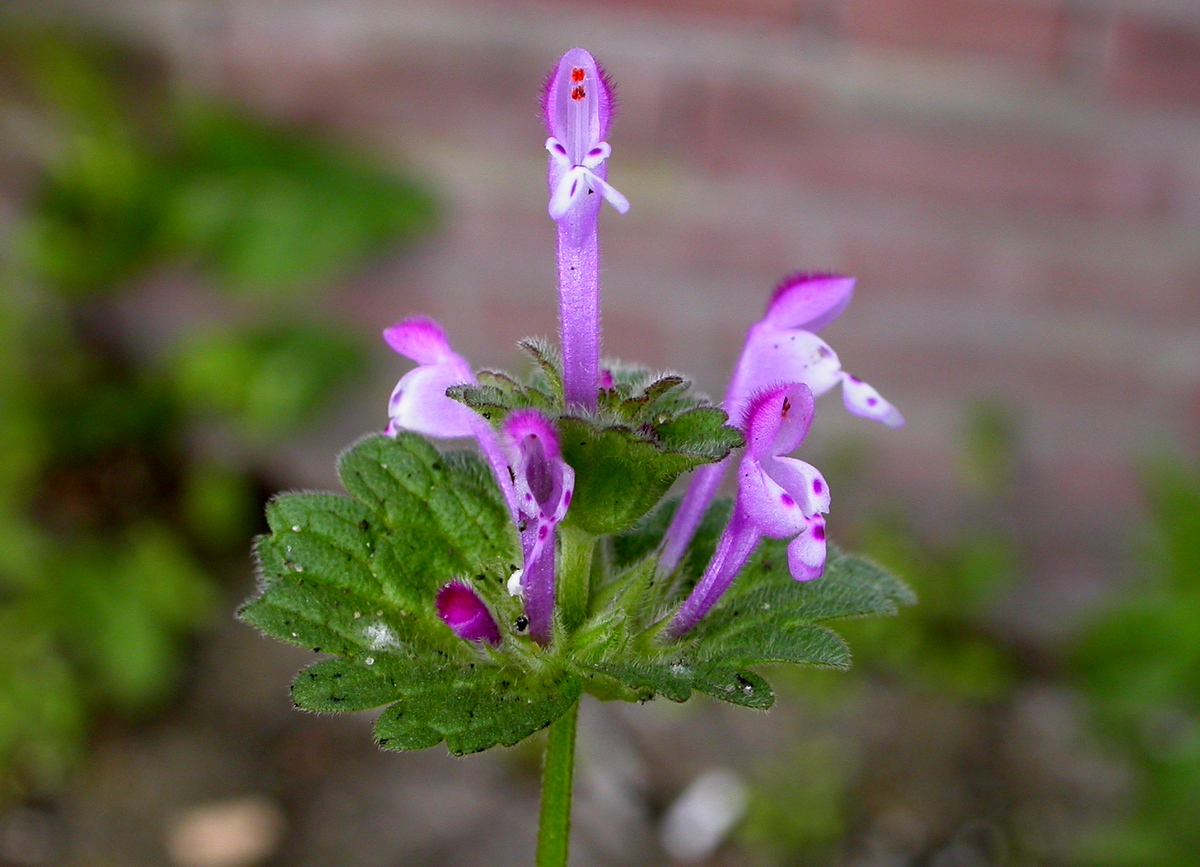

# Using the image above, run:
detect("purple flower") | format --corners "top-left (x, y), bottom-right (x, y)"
top-left (668, 384), bottom-right (829, 637)
top-left (437, 581), bottom-right (501, 645)
top-left (384, 317), bottom-right (481, 439)
top-left (543, 48), bottom-right (629, 410)
top-left (502, 410), bottom-right (575, 645)
top-left (543, 48), bottom-right (628, 221)
top-left (384, 317), bottom-right (518, 520)
top-left (727, 274), bottom-right (903, 428)
top-left (659, 273), bottom-right (901, 574)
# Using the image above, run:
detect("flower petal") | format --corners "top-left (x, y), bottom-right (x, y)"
top-left (388, 362), bottom-right (479, 439)
top-left (590, 173), bottom-right (630, 214)
top-left (548, 167), bottom-right (587, 219)
top-left (786, 517), bottom-right (826, 582)
top-left (764, 273), bottom-right (855, 333)
top-left (742, 384), bottom-right (815, 462)
top-left (502, 410), bottom-right (572, 522)
top-left (765, 456), bottom-right (830, 516)
top-left (729, 327), bottom-right (844, 419)
top-left (383, 317), bottom-right (455, 365)
top-left (436, 581), bottom-right (501, 645)
top-left (841, 373), bottom-right (905, 428)
top-left (581, 141), bottom-right (611, 168)
top-left (545, 136), bottom-right (571, 166)
top-left (738, 456), bottom-right (809, 539)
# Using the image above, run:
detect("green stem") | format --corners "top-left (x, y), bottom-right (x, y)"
top-left (536, 700), bottom-right (579, 867)
top-left (558, 525), bottom-right (595, 632)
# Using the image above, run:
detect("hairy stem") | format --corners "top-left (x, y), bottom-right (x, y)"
top-left (558, 525), bottom-right (595, 632)
top-left (536, 700), bottom-right (579, 867)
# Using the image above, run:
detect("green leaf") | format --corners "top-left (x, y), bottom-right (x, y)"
top-left (699, 544), bottom-right (916, 636)
top-left (700, 624), bottom-right (852, 670)
top-left (691, 665), bottom-right (775, 709)
top-left (558, 419), bottom-right (721, 536)
top-left (335, 434), bottom-right (517, 606)
top-left (241, 433), bottom-right (600, 754)
top-left (371, 661), bottom-right (581, 755)
top-left (582, 660), bottom-right (774, 709)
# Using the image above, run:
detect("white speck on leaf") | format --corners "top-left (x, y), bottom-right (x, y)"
top-left (364, 622), bottom-right (399, 650)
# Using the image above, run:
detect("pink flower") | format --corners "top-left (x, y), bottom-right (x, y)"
top-left (502, 410), bottom-right (575, 645)
top-left (436, 581), bottom-right (501, 645)
top-left (668, 384), bottom-right (828, 637)
top-left (659, 274), bottom-right (901, 575)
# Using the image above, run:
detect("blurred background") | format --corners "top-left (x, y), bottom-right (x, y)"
top-left (1, 0), bottom-right (1198, 865)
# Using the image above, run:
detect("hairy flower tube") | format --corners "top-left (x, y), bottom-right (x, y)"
top-left (436, 581), bottom-right (501, 645)
top-left (668, 383), bottom-right (830, 637)
top-left (544, 47), bottom-right (629, 409)
top-left (658, 273), bottom-right (902, 575)
top-left (502, 410), bottom-right (575, 646)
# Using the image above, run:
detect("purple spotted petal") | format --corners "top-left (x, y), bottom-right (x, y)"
top-left (786, 517), bottom-right (826, 582)
top-left (737, 458), bottom-right (809, 539)
top-left (764, 273), bottom-right (855, 333)
top-left (766, 456), bottom-right (830, 516)
top-left (730, 328), bottom-right (843, 420)
top-left (842, 374), bottom-right (905, 428)
top-left (436, 581), bottom-right (501, 645)
top-left (501, 409), bottom-right (575, 646)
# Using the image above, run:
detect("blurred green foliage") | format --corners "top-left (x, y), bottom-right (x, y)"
top-left (0, 26), bottom-right (435, 797)
top-left (835, 400), bottom-right (1023, 703)
top-left (740, 400), bottom-right (1200, 865)
top-left (740, 400), bottom-right (1025, 863)
top-left (1072, 456), bottom-right (1200, 867)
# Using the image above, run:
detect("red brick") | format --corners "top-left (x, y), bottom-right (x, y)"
top-left (1108, 14), bottom-right (1200, 111)
top-left (839, 0), bottom-right (1067, 64)
top-left (714, 116), bottom-right (1177, 218)
top-left (536, 0), bottom-right (818, 27)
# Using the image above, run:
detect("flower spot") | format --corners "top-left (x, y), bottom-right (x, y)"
top-left (571, 66), bottom-right (585, 83)
top-left (813, 524), bottom-right (825, 540)
top-left (571, 85), bottom-right (587, 101)
top-left (867, 397), bottom-right (878, 406)
top-left (813, 479), bottom-right (823, 494)
top-left (781, 493), bottom-right (795, 507)
top-left (781, 397), bottom-right (791, 419)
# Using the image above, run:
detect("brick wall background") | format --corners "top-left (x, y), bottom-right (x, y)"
top-left (45, 0), bottom-right (1200, 639)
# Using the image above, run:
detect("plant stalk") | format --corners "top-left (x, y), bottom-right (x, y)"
top-left (536, 700), bottom-right (579, 867)
top-left (558, 525), bottom-right (595, 632)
